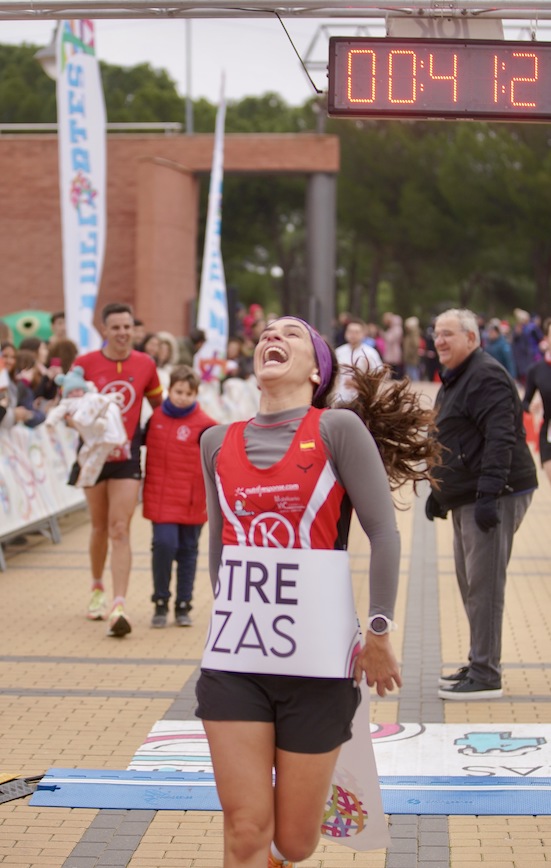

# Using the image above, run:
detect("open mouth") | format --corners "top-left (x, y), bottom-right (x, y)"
top-left (263, 346), bottom-right (288, 367)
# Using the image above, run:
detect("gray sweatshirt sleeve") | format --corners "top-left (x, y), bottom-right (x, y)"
top-left (200, 424), bottom-right (229, 591)
top-left (320, 409), bottom-right (400, 619)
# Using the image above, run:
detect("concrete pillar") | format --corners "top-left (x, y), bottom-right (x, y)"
top-left (306, 172), bottom-right (337, 342)
top-left (135, 156), bottom-right (199, 337)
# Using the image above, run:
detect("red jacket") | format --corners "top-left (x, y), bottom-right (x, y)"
top-left (143, 403), bottom-right (217, 525)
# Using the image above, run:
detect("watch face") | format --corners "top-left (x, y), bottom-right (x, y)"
top-left (370, 616), bottom-right (388, 634)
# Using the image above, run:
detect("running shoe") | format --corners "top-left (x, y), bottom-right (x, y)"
top-left (175, 602), bottom-right (192, 627)
top-left (438, 665), bottom-right (470, 687)
top-left (151, 602), bottom-right (168, 629)
top-left (438, 678), bottom-right (502, 700)
top-left (268, 855), bottom-right (295, 867)
top-left (106, 604), bottom-right (132, 638)
top-left (86, 589), bottom-right (107, 621)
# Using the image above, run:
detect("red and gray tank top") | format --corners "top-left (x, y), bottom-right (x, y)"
top-left (215, 407), bottom-right (346, 550)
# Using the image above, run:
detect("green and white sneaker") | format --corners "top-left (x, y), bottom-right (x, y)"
top-left (87, 589), bottom-right (107, 621)
top-left (106, 604), bottom-right (132, 638)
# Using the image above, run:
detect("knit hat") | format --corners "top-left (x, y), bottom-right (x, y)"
top-left (55, 365), bottom-right (90, 398)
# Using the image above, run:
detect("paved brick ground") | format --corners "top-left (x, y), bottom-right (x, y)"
top-left (1, 381), bottom-right (550, 867)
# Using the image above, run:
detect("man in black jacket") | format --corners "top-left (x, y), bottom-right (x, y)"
top-left (426, 308), bottom-right (537, 700)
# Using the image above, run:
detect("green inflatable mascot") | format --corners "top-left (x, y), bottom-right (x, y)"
top-left (0, 311), bottom-right (53, 347)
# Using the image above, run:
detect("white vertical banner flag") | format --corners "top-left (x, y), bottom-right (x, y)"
top-left (57, 20), bottom-right (106, 353)
top-left (195, 75), bottom-right (229, 382)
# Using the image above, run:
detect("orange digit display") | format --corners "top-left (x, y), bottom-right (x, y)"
top-left (347, 50), bottom-right (376, 103)
top-left (328, 37), bottom-right (551, 120)
top-left (429, 52), bottom-right (458, 102)
top-left (510, 52), bottom-right (538, 107)
top-left (389, 50), bottom-right (417, 103)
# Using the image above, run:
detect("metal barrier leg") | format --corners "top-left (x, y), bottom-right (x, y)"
top-left (46, 517), bottom-right (61, 545)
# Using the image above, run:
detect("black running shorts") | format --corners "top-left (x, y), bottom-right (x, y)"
top-left (94, 455), bottom-right (142, 483)
top-left (69, 439), bottom-right (141, 486)
top-left (68, 454), bottom-right (141, 485)
top-left (195, 669), bottom-right (361, 754)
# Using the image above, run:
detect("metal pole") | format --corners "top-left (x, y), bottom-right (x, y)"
top-left (185, 19), bottom-right (193, 134)
top-left (306, 172), bottom-right (336, 341)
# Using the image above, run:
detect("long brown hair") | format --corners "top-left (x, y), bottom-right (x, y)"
top-left (321, 354), bottom-right (441, 493)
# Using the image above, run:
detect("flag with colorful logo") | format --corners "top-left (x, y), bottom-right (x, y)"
top-left (56, 20), bottom-right (106, 352)
top-left (195, 75), bottom-right (228, 382)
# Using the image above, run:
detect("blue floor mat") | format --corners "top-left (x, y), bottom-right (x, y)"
top-left (30, 769), bottom-right (551, 815)
top-left (31, 769), bottom-right (221, 811)
top-left (380, 775), bottom-right (551, 815)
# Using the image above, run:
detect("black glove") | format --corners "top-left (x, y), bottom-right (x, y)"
top-left (474, 494), bottom-right (501, 532)
top-left (425, 493), bottom-right (448, 521)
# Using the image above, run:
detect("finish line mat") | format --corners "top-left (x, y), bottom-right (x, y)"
top-left (30, 721), bottom-right (551, 816)
top-left (30, 768), bottom-right (551, 815)
top-left (127, 720), bottom-right (551, 779)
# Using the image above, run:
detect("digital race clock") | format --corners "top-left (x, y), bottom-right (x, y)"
top-left (327, 38), bottom-right (551, 121)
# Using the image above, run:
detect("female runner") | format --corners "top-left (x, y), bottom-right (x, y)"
top-left (197, 316), bottom-right (439, 868)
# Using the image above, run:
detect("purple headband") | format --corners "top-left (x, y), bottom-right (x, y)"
top-left (282, 317), bottom-right (333, 400)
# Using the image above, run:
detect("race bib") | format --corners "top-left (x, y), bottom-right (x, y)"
top-left (201, 546), bottom-right (361, 678)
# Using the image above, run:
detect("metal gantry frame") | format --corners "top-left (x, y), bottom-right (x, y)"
top-left (1, 0), bottom-right (551, 21)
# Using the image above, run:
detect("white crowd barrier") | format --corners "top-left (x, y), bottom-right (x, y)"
top-left (0, 422), bottom-right (86, 569)
top-left (0, 376), bottom-right (259, 570)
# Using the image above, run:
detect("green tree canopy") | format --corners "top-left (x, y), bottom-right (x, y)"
top-left (0, 43), bottom-right (185, 125)
top-left (0, 43), bottom-right (57, 122)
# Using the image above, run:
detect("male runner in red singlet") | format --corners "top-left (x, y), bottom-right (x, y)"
top-left (74, 302), bottom-right (163, 636)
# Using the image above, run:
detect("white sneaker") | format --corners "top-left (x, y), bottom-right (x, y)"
top-left (87, 589), bottom-right (107, 621)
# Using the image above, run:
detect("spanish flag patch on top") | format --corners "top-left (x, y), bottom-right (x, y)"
top-left (300, 440), bottom-right (316, 451)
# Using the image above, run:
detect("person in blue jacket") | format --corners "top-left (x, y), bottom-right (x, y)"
top-left (484, 320), bottom-right (516, 379)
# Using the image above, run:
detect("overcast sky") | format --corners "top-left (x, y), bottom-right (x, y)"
top-left (0, 18), bottom-right (383, 107)
top-left (1, 17), bottom-right (546, 109)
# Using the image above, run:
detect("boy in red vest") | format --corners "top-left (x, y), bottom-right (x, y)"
top-left (143, 366), bottom-right (218, 627)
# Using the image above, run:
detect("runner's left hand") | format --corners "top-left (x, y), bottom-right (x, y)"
top-left (353, 634), bottom-right (402, 697)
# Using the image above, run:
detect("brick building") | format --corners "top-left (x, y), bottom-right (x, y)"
top-left (0, 132), bottom-right (339, 338)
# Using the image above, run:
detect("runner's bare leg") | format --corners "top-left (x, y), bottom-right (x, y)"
top-left (204, 719), bottom-right (340, 867)
top-left (106, 478), bottom-right (140, 599)
top-left (204, 720), bottom-right (275, 868)
top-left (84, 481), bottom-right (109, 582)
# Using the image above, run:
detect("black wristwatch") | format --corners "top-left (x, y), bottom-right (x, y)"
top-left (367, 615), bottom-right (395, 635)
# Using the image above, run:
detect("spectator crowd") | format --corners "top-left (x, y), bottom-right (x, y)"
top-left (0, 300), bottom-right (549, 638)
top-left (2, 303), bottom-right (547, 432)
